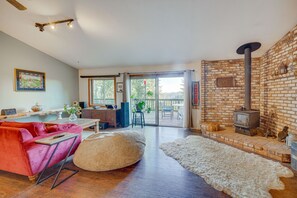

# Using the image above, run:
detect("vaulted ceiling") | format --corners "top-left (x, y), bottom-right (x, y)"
top-left (1, 0), bottom-right (297, 68)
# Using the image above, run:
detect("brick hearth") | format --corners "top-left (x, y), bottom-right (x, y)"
top-left (202, 127), bottom-right (291, 163)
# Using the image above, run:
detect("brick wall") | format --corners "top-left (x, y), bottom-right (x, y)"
top-left (201, 24), bottom-right (297, 135)
top-left (260, 25), bottom-right (297, 135)
top-left (201, 58), bottom-right (261, 126)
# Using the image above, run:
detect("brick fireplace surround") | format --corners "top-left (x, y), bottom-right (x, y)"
top-left (201, 24), bottom-right (297, 161)
top-left (201, 26), bottom-right (297, 162)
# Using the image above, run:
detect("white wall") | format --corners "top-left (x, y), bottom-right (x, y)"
top-left (79, 62), bottom-right (201, 129)
top-left (0, 31), bottom-right (79, 112)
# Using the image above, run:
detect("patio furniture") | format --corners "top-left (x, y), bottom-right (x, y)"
top-left (132, 111), bottom-right (145, 128)
top-left (173, 103), bottom-right (184, 120)
top-left (177, 108), bottom-right (183, 120)
top-left (162, 106), bottom-right (173, 119)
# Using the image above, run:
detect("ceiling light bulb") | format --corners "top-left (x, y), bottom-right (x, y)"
top-left (67, 22), bottom-right (73, 28)
top-left (50, 24), bottom-right (55, 30)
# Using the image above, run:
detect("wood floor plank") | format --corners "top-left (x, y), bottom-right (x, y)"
top-left (0, 126), bottom-right (296, 198)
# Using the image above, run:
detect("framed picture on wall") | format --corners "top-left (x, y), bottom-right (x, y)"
top-left (192, 81), bottom-right (200, 108)
top-left (14, 69), bottom-right (46, 91)
top-left (116, 82), bottom-right (124, 93)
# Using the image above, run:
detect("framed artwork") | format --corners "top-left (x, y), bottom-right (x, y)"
top-left (215, 77), bottom-right (236, 87)
top-left (15, 69), bottom-right (46, 91)
top-left (192, 81), bottom-right (200, 108)
top-left (116, 82), bottom-right (124, 93)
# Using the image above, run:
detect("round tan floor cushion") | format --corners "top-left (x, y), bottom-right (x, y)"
top-left (73, 131), bottom-right (146, 171)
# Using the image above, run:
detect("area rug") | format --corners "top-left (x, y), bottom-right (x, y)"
top-left (160, 135), bottom-right (294, 198)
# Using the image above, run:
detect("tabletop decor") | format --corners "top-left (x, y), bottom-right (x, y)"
top-left (31, 102), bottom-right (43, 112)
top-left (64, 101), bottom-right (81, 121)
top-left (15, 69), bottom-right (46, 91)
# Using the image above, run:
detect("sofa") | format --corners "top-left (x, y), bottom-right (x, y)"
top-left (0, 121), bottom-right (83, 180)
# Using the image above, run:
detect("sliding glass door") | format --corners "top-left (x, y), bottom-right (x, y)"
top-left (130, 74), bottom-right (184, 127)
top-left (158, 77), bottom-right (184, 127)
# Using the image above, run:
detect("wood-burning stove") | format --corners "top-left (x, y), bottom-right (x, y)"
top-left (234, 42), bottom-right (261, 136)
top-left (234, 110), bottom-right (260, 136)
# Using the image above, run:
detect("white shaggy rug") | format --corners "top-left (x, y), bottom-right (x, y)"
top-left (160, 135), bottom-right (294, 198)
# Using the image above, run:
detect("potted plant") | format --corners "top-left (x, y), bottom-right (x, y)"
top-left (64, 101), bottom-right (82, 121)
top-left (131, 91), bottom-right (153, 113)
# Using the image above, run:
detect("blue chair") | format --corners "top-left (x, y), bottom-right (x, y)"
top-left (162, 106), bottom-right (173, 119)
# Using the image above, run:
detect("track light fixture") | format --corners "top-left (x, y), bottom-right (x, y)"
top-left (67, 21), bottom-right (73, 28)
top-left (50, 24), bottom-right (55, 30)
top-left (35, 19), bottom-right (74, 32)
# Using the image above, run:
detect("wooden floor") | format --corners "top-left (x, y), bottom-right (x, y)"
top-left (0, 127), bottom-right (296, 198)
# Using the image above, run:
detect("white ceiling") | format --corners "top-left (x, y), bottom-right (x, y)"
top-left (1, 0), bottom-right (297, 69)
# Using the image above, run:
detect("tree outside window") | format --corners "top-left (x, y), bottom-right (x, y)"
top-left (90, 79), bottom-right (115, 105)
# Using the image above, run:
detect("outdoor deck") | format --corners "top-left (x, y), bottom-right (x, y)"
top-left (139, 111), bottom-right (183, 127)
top-left (131, 98), bottom-right (184, 127)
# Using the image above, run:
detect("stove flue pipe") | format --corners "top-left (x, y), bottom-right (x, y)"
top-left (236, 42), bottom-right (261, 111)
top-left (244, 47), bottom-right (251, 110)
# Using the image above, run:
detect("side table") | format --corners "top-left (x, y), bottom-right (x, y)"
top-left (35, 132), bottom-right (79, 189)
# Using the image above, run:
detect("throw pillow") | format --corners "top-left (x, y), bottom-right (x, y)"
top-left (1, 122), bottom-right (47, 137)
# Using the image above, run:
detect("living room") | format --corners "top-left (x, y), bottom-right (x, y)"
top-left (1, 1), bottom-right (297, 198)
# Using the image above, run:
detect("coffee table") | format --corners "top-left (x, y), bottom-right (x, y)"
top-left (46, 118), bottom-right (100, 133)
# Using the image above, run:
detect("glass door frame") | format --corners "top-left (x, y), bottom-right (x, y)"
top-left (130, 75), bottom-right (159, 126)
top-left (129, 73), bottom-right (184, 127)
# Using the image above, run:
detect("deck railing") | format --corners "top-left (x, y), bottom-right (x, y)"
top-left (93, 98), bottom-right (184, 112)
top-left (93, 99), bottom-right (115, 105)
top-left (131, 99), bottom-right (184, 111)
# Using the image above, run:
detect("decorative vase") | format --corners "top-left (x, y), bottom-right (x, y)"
top-left (69, 113), bottom-right (77, 121)
top-left (56, 111), bottom-right (63, 119)
top-left (31, 103), bottom-right (42, 112)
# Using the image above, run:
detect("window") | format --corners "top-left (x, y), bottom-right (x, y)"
top-left (89, 78), bottom-right (116, 105)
